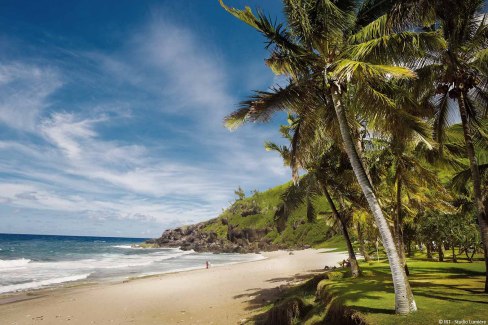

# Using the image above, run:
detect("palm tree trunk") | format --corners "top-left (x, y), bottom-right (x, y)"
top-left (458, 91), bottom-right (488, 292)
top-left (356, 129), bottom-right (374, 186)
top-left (437, 242), bottom-right (444, 262)
top-left (451, 242), bottom-right (457, 263)
top-left (357, 222), bottom-right (371, 262)
top-left (319, 180), bottom-right (360, 277)
top-left (331, 86), bottom-right (417, 314)
top-left (426, 242), bottom-right (432, 259)
top-left (395, 176), bottom-right (409, 275)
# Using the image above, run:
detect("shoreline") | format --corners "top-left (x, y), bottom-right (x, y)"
top-left (0, 248), bottom-right (347, 324)
top-left (0, 250), bottom-right (270, 303)
top-left (0, 247), bottom-right (266, 298)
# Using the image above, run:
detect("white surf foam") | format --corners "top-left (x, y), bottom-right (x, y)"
top-left (0, 273), bottom-right (91, 294)
top-left (0, 258), bottom-right (31, 269)
top-left (111, 245), bottom-right (138, 249)
top-left (3, 250), bottom-right (195, 273)
top-left (0, 249), bottom-right (258, 295)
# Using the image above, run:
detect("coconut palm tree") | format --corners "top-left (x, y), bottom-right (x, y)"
top-left (265, 117), bottom-right (362, 276)
top-left (390, 0), bottom-right (488, 292)
top-left (218, 0), bottom-right (448, 313)
top-left (367, 134), bottom-right (453, 274)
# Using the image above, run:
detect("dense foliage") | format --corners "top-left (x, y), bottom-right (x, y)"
top-left (220, 0), bottom-right (488, 315)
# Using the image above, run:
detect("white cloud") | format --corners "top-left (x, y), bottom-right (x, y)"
top-left (136, 19), bottom-right (232, 114)
top-left (0, 15), bottom-right (290, 235)
top-left (0, 63), bottom-right (62, 131)
top-left (0, 182), bottom-right (215, 224)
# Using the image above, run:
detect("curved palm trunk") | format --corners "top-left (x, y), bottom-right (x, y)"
top-left (356, 129), bottom-right (374, 186)
top-left (331, 86), bottom-right (417, 314)
top-left (395, 176), bottom-right (409, 275)
top-left (458, 91), bottom-right (488, 292)
top-left (318, 180), bottom-right (360, 277)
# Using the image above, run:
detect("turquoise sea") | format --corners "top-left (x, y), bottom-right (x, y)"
top-left (0, 233), bottom-right (263, 294)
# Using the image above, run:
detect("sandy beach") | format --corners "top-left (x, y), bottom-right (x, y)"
top-left (0, 248), bottom-right (347, 325)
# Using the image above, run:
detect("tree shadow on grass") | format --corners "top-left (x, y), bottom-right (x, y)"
top-left (351, 305), bottom-right (395, 315)
top-left (234, 270), bottom-right (396, 324)
top-left (414, 291), bottom-right (488, 305)
top-left (235, 262), bottom-right (487, 324)
top-left (409, 266), bottom-right (484, 277)
top-left (410, 274), bottom-right (488, 301)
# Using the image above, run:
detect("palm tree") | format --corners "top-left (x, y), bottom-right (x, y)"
top-left (390, 0), bottom-right (488, 292)
top-left (218, 0), bottom-right (447, 314)
top-left (368, 134), bottom-right (452, 274)
top-left (265, 118), bottom-right (362, 276)
top-left (354, 211), bottom-right (373, 262)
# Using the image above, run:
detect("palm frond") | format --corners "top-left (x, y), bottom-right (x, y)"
top-left (470, 86), bottom-right (488, 117)
top-left (219, 0), bottom-right (306, 56)
top-left (472, 48), bottom-right (488, 75)
top-left (332, 59), bottom-right (416, 83)
top-left (265, 51), bottom-right (305, 77)
top-left (281, 173), bottom-right (321, 218)
top-left (306, 196), bottom-right (317, 222)
top-left (356, 0), bottom-right (397, 27)
top-left (347, 31), bottom-right (446, 65)
top-left (284, 0), bottom-right (355, 44)
top-left (451, 163), bottom-right (488, 192)
top-left (264, 141), bottom-right (291, 166)
top-left (464, 14), bottom-right (488, 54)
top-left (433, 91), bottom-right (452, 149)
top-left (224, 82), bottom-right (302, 130)
top-left (349, 14), bottom-right (390, 43)
top-left (223, 108), bottom-right (250, 130)
top-left (388, 0), bottom-right (436, 30)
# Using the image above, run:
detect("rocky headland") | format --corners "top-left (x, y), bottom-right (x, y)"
top-left (146, 218), bottom-right (294, 253)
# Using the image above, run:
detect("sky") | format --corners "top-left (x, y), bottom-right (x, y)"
top-left (0, 0), bottom-right (291, 238)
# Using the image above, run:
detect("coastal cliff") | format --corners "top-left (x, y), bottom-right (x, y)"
top-left (148, 182), bottom-right (337, 253)
top-left (147, 219), bottom-right (287, 253)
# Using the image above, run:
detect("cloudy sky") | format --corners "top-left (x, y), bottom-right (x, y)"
top-left (0, 0), bottom-right (291, 237)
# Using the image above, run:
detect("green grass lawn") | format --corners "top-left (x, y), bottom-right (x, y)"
top-left (255, 256), bottom-right (487, 325)
top-left (325, 259), bottom-right (487, 324)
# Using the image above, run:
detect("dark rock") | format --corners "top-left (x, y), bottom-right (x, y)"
top-left (152, 218), bottom-right (292, 254)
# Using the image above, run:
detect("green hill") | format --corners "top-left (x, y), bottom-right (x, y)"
top-left (152, 182), bottom-right (341, 252)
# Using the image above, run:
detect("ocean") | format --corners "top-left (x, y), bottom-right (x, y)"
top-left (0, 233), bottom-right (264, 294)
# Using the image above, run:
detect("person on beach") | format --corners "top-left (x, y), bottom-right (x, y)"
top-left (206, 261), bottom-right (209, 269)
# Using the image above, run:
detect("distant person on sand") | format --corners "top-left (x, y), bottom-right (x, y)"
top-left (206, 261), bottom-right (209, 269)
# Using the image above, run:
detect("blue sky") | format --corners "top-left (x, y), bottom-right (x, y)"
top-left (0, 0), bottom-right (291, 237)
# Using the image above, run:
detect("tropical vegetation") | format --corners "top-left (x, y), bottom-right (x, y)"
top-left (219, 0), bottom-right (488, 317)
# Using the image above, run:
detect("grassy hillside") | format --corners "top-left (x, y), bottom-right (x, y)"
top-left (202, 182), bottom-right (339, 249)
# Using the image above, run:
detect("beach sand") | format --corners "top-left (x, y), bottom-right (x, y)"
top-left (0, 248), bottom-right (347, 325)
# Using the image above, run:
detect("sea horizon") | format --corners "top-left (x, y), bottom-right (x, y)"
top-left (0, 232), bottom-right (152, 240)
